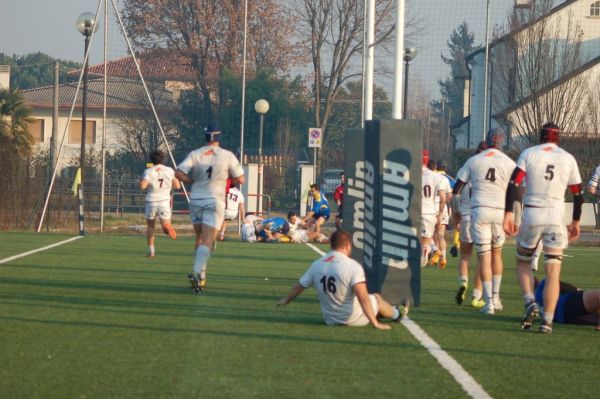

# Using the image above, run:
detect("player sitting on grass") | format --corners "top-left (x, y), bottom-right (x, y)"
top-left (534, 278), bottom-right (600, 332)
top-left (287, 211), bottom-right (329, 243)
top-left (139, 149), bottom-right (181, 257)
top-left (277, 231), bottom-right (406, 329)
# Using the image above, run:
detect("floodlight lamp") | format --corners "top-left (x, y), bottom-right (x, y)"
top-left (76, 12), bottom-right (99, 36)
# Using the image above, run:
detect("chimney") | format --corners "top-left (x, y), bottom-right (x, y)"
top-left (514, 0), bottom-right (533, 25)
top-left (0, 65), bottom-right (10, 90)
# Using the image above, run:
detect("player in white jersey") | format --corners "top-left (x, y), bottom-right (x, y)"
top-left (503, 123), bottom-right (583, 333)
top-left (139, 150), bottom-right (181, 257)
top-left (453, 129), bottom-right (516, 315)
top-left (431, 160), bottom-right (453, 268)
top-left (219, 185), bottom-right (245, 241)
top-left (286, 211), bottom-right (329, 243)
top-left (421, 150), bottom-right (447, 267)
top-left (452, 142), bottom-right (487, 308)
top-left (277, 231), bottom-right (404, 328)
top-left (176, 124), bottom-right (245, 293)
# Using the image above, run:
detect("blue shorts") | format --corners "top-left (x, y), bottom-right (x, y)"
top-left (314, 211), bottom-right (330, 221)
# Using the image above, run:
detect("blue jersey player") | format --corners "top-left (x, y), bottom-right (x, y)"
top-left (303, 183), bottom-right (330, 235)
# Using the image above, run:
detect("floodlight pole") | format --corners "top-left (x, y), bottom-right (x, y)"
top-left (392, 0), bottom-right (406, 119)
top-left (78, 30), bottom-right (91, 236)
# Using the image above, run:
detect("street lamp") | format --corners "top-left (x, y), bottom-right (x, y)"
top-left (403, 47), bottom-right (417, 119)
top-left (75, 12), bottom-right (99, 236)
top-left (254, 99), bottom-right (269, 213)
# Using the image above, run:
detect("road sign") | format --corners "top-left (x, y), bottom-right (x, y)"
top-left (308, 128), bottom-right (322, 148)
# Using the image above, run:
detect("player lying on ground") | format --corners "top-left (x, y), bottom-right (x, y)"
top-left (277, 231), bottom-right (406, 329)
top-left (534, 278), bottom-right (600, 331)
top-left (139, 149), bottom-right (181, 257)
top-left (287, 211), bottom-right (329, 243)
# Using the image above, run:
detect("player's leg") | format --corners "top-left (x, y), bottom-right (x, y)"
top-left (314, 216), bottom-right (326, 234)
top-left (146, 218), bottom-right (156, 257)
top-left (372, 294), bottom-right (404, 321)
top-left (157, 201), bottom-right (176, 240)
top-left (490, 210), bottom-right (506, 311)
top-left (540, 250), bottom-right (563, 333)
top-left (471, 209), bottom-right (494, 314)
top-left (456, 240), bottom-right (472, 305)
top-left (219, 219), bottom-right (228, 241)
top-left (420, 215), bottom-right (435, 267)
top-left (436, 222), bottom-right (448, 268)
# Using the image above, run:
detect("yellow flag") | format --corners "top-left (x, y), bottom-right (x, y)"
top-left (71, 168), bottom-right (81, 197)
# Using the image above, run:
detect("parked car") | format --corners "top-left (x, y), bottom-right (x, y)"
top-left (319, 168), bottom-right (344, 196)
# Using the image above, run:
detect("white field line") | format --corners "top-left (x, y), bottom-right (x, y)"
top-left (304, 242), bottom-right (493, 399)
top-left (0, 236), bottom-right (83, 265)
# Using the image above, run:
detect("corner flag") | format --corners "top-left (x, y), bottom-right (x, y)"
top-left (71, 168), bottom-right (81, 197)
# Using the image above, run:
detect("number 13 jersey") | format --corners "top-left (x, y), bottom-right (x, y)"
top-left (456, 148), bottom-right (516, 210)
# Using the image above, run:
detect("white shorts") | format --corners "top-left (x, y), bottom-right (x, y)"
top-left (470, 207), bottom-right (505, 251)
top-left (290, 229), bottom-right (309, 243)
top-left (460, 215), bottom-right (473, 244)
top-left (189, 198), bottom-right (225, 229)
top-left (517, 207), bottom-right (568, 250)
top-left (241, 224), bottom-right (257, 243)
top-left (224, 209), bottom-right (238, 221)
top-left (347, 294), bottom-right (379, 327)
top-left (145, 200), bottom-right (172, 220)
top-left (421, 214), bottom-right (437, 239)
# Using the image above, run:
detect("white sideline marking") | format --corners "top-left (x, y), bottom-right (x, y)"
top-left (0, 236), bottom-right (83, 265)
top-left (304, 242), bottom-right (493, 399)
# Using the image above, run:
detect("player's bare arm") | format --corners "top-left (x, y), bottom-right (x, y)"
top-left (175, 169), bottom-right (193, 184)
top-left (569, 183), bottom-right (584, 241)
top-left (230, 175), bottom-right (245, 185)
top-left (172, 177), bottom-right (182, 190)
top-left (277, 283), bottom-right (305, 306)
top-left (436, 190), bottom-right (446, 222)
top-left (451, 179), bottom-right (466, 224)
top-left (139, 178), bottom-right (149, 190)
top-left (353, 282), bottom-right (391, 330)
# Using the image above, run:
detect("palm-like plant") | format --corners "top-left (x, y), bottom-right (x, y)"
top-left (0, 88), bottom-right (34, 158)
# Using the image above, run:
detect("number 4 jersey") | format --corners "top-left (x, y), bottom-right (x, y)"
top-left (456, 148), bottom-right (516, 210)
top-left (142, 164), bottom-right (176, 203)
top-left (299, 250), bottom-right (367, 326)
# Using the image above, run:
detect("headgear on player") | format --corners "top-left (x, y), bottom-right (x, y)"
top-left (485, 128), bottom-right (505, 149)
top-left (204, 123), bottom-right (222, 142)
top-left (476, 141), bottom-right (488, 153)
top-left (422, 149), bottom-right (430, 166)
top-left (539, 122), bottom-right (560, 144)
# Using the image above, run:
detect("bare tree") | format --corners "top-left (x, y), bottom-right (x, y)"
top-left (493, 1), bottom-right (589, 148)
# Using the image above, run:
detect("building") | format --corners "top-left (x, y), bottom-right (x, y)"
top-left (452, 0), bottom-right (600, 150)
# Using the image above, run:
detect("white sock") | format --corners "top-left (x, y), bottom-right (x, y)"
top-left (431, 244), bottom-right (438, 253)
top-left (193, 245), bottom-right (211, 277)
top-left (482, 281), bottom-right (493, 303)
top-left (472, 288), bottom-right (482, 301)
top-left (391, 307), bottom-right (400, 320)
top-left (524, 293), bottom-right (535, 305)
top-left (458, 276), bottom-right (468, 287)
top-left (492, 275), bottom-right (502, 301)
top-left (543, 312), bottom-right (554, 324)
top-left (148, 245), bottom-right (155, 255)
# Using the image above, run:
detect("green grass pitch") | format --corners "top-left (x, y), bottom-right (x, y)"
top-left (1, 231), bottom-right (599, 398)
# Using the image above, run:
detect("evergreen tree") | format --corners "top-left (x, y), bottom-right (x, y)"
top-left (0, 52), bottom-right (81, 90)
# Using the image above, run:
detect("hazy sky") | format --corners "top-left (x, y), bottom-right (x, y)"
top-left (0, 0), bottom-right (517, 98)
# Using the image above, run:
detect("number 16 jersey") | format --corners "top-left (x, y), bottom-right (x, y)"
top-left (456, 148), bottom-right (516, 210)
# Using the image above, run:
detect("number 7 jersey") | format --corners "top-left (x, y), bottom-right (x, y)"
top-left (516, 143), bottom-right (581, 208)
top-left (142, 164), bottom-right (176, 202)
top-left (456, 148), bottom-right (516, 210)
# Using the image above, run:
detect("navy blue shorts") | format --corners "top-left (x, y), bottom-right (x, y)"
top-left (563, 291), bottom-right (590, 324)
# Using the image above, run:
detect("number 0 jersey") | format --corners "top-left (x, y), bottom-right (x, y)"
top-left (141, 164), bottom-right (176, 202)
top-left (299, 250), bottom-right (367, 326)
top-left (422, 167), bottom-right (445, 215)
top-left (516, 143), bottom-right (581, 208)
top-left (178, 145), bottom-right (244, 202)
top-left (456, 148), bottom-right (516, 210)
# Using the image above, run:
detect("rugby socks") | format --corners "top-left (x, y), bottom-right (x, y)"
top-left (458, 276), bottom-right (468, 287)
top-left (452, 230), bottom-right (460, 246)
top-left (147, 245), bottom-right (155, 257)
top-left (391, 307), bottom-right (400, 321)
top-left (193, 245), bottom-right (211, 278)
top-left (524, 293), bottom-right (536, 305)
top-left (492, 275), bottom-right (502, 302)
top-left (482, 281), bottom-right (493, 304)
top-left (543, 312), bottom-right (554, 325)
top-left (472, 288), bottom-right (482, 301)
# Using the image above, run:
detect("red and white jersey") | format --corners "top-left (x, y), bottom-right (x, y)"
top-left (422, 167), bottom-right (445, 215)
top-left (225, 187), bottom-right (244, 213)
top-left (456, 148), bottom-right (516, 210)
top-left (517, 143), bottom-right (581, 208)
top-left (299, 250), bottom-right (367, 326)
top-left (141, 164), bottom-right (176, 202)
top-left (178, 145), bottom-right (244, 202)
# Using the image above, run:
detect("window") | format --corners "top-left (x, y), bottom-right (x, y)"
top-left (592, 1), bottom-right (600, 17)
top-left (68, 120), bottom-right (96, 145)
top-left (27, 119), bottom-right (44, 143)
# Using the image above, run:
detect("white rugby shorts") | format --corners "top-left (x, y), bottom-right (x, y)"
top-left (470, 207), bottom-right (505, 251)
top-left (224, 209), bottom-right (238, 221)
top-left (345, 294), bottom-right (379, 327)
top-left (459, 215), bottom-right (473, 244)
top-left (421, 214), bottom-right (437, 239)
top-left (517, 206), bottom-right (568, 250)
top-left (189, 198), bottom-right (225, 229)
top-left (145, 200), bottom-right (172, 221)
top-left (290, 229), bottom-right (309, 243)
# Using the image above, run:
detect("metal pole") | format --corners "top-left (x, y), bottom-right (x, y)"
top-left (360, 0), bottom-right (367, 128)
top-left (100, 0), bottom-right (108, 232)
top-left (313, 148), bottom-right (317, 183)
top-left (402, 59), bottom-right (409, 119)
top-left (78, 33), bottom-right (91, 236)
top-left (364, 0), bottom-right (375, 121)
top-left (240, 0), bottom-right (248, 165)
top-left (257, 114), bottom-right (264, 213)
top-left (51, 62), bottom-right (59, 172)
top-left (392, 0), bottom-right (406, 119)
top-left (482, 0), bottom-right (491, 140)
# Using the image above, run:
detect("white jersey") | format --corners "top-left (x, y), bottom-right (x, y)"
top-left (142, 164), bottom-right (176, 202)
top-left (178, 145), bottom-right (244, 202)
top-left (517, 143), bottom-right (581, 208)
top-left (225, 187), bottom-right (244, 213)
top-left (587, 164), bottom-right (600, 191)
top-left (459, 181), bottom-right (472, 216)
top-left (456, 148), bottom-right (516, 210)
top-left (422, 167), bottom-right (445, 215)
top-left (299, 250), bottom-right (368, 326)
top-left (433, 172), bottom-right (452, 205)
